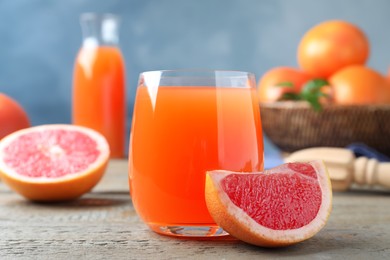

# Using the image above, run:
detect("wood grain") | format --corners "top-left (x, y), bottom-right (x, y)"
top-left (1, 159), bottom-right (389, 259)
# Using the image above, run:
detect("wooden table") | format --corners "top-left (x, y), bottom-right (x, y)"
top-left (1, 159), bottom-right (389, 259)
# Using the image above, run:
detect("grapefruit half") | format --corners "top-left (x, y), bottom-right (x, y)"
top-left (0, 124), bottom-right (110, 202)
top-left (205, 160), bottom-right (332, 247)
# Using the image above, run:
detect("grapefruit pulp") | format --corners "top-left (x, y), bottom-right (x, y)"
top-left (205, 161), bottom-right (332, 247)
top-left (0, 124), bottom-right (110, 202)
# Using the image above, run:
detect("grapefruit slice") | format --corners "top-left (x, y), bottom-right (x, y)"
top-left (205, 160), bottom-right (332, 247)
top-left (0, 124), bottom-right (110, 202)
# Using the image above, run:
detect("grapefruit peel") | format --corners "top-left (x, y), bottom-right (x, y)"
top-left (205, 160), bottom-right (332, 247)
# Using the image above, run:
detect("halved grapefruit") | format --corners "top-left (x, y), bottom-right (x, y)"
top-left (205, 160), bottom-right (332, 247)
top-left (0, 124), bottom-right (110, 202)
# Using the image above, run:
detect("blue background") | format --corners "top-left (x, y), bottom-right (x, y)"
top-left (1, 0), bottom-right (390, 165)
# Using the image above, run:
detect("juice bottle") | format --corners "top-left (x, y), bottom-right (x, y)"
top-left (129, 70), bottom-right (264, 237)
top-left (72, 13), bottom-right (126, 158)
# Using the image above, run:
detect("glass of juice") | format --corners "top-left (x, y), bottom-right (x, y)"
top-left (129, 70), bottom-right (264, 237)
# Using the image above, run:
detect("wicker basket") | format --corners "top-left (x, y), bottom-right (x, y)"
top-left (260, 101), bottom-right (390, 156)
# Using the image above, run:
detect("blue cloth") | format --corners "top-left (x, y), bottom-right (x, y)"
top-left (264, 155), bottom-right (284, 169)
top-left (347, 143), bottom-right (390, 162)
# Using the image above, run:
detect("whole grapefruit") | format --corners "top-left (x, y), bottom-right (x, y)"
top-left (258, 67), bottom-right (312, 102)
top-left (329, 65), bottom-right (388, 104)
top-left (298, 20), bottom-right (369, 78)
top-left (0, 93), bottom-right (30, 139)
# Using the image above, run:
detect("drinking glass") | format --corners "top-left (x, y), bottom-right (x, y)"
top-left (129, 70), bottom-right (264, 237)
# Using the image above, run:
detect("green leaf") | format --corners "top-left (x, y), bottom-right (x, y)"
top-left (300, 79), bottom-right (329, 112)
top-left (280, 92), bottom-right (301, 101)
top-left (301, 79), bottom-right (328, 95)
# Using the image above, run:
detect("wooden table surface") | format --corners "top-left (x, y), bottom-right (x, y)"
top-left (1, 159), bottom-right (389, 259)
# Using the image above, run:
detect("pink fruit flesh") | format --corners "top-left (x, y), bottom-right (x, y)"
top-left (3, 129), bottom-right (100, 178)
top-left (221, 163), bottom-right (322, 230)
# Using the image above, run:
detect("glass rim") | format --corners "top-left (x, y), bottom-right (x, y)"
top-left (140, 69), bottom-right (255, 78)
top-left (139, 69), bottom-right (256, 88)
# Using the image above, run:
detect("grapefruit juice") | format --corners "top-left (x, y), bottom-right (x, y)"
top-left (129, 81), bottom-right (264, 235)
top-left (72, 13), bottom-right (126, 158)
top-left (72, 46), bottom-right (126, 158)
